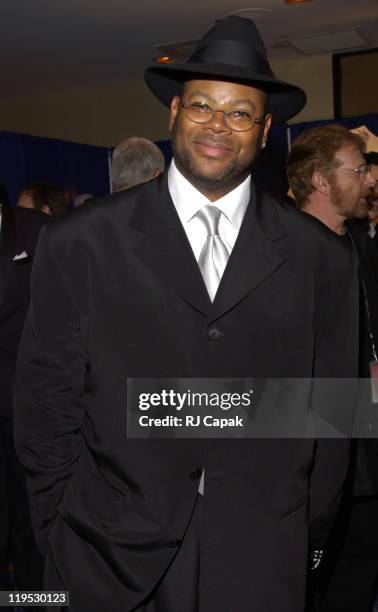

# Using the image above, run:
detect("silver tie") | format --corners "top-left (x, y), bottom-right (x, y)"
top-left (196, 205), bottom-right (230, 301)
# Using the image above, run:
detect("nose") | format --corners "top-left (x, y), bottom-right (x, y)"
top-left (206, 110), bottom-right (232, 133)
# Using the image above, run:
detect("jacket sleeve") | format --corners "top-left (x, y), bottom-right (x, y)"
top-left (14, 226), bottom-right (86, 555)
top-left (308, 236), bottom-right (359, 550)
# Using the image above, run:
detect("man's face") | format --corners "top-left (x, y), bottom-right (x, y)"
top-left (169, 79), bottom-right (271, 200)
top-left (367, 163), bottom-right (378, 222)
top-left (17, 191), bottom-right (52, 215)
top-left (328, 145), bottom-right (375, 220)
top-left (17, 191), bottom-right (34, 210)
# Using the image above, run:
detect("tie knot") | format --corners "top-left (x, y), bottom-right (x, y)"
top-left (196, 205), bottom-right (222, 237)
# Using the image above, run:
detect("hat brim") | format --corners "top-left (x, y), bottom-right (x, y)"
top-left (145, 63), bottom-right (306, 124)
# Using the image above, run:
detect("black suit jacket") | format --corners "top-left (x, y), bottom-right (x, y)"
top-left (14, 174), bottom-right (359, 612)
top-left (347, 221), bottom-right (378, 496)
top-left (372, 227), bottom-right (378, 252)
top-left (0, 206), bottom-right (48, 417)
top-left (0, 203), bottom-right (15, 308)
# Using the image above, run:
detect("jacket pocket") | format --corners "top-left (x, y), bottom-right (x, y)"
top-left (281, 495), bottom-right (308, 518)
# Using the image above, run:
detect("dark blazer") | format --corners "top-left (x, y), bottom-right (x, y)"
top-left (0, 206), bottom-right (48, 417)
top-left (372, 227), bottom-right (378, 253)
top-left (14, 174), bottom-right (359, 612)
top-left (346, 221), bottom-right (378, 496)
top-left (0, 202), bottom-right (15, 308)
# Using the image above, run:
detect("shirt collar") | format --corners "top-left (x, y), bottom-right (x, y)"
top-left (168, 159), bottom-right (250, 230)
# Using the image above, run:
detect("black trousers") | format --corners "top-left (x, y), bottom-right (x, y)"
top-left (0, 415), bottom-right (44, 591)
top-left (319, 495), bottom-right (378, 612)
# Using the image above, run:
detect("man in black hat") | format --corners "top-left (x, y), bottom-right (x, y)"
top-left (14, 16), bottom-right (358, 612)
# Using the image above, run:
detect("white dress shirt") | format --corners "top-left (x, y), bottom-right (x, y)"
top-left (168, 159), bottom-right (250, 262)
top-left (168, 160), bottom-right (251, 495)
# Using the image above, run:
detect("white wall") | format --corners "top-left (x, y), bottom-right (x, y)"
top-left (0, 80), bottom-right (170, 147)
top-left (0, 54), bottom-right (334, 147)
top-left (272, 54), bottom-right (334, 124)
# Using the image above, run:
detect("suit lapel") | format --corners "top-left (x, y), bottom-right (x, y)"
top-left (209, 184), bottom-right (285, 322)
top-left (130, 175), bottom-right (286, 320)
top-left (130, 175), bottom-right (211, 315)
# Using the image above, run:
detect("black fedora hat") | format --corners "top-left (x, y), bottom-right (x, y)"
top-left (145, 15), bottom-right (306, 123)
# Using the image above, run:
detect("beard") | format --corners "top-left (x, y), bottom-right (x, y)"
top-left (330, 180), bottom-right (368, 220)
top-left (171, 123), bottom-right (260, 198)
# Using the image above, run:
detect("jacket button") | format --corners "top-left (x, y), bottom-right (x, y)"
top-left (207, 327), bottom-right (221, 340)
top-left (190, 468), bottom-right (203, 480)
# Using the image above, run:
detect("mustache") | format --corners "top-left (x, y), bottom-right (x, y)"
top-left (194, 134), bottom-right (235, 150)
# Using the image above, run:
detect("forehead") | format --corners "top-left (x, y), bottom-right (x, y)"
top-left (335, 144), bottom-right (365, 167)
top-left (182, 79), bottom-right (266, 107)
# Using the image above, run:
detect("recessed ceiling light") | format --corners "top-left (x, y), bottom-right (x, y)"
top-left (155, 56), bottom-right (174, 64)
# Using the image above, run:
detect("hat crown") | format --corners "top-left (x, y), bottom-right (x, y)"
top-left (187, 16), bottom-right (273, 79)
top-left (195, 16), bottom-right (268, 60)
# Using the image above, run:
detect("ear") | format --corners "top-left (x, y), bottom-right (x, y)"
top-left (261, 114), bottom-right (272, 150)
top-left (151, 168), bottom-right (162, 179)
top-left (41, 204), bottom-right (52, 215)
top-left (169, 96), bottom-right (181, 132)
top-left (311, 171), bottom-right (331, 196)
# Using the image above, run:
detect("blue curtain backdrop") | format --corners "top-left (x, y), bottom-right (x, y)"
top-left (252, 124), bottom-right (290, 198)
top-left (0, 131), bottom-right (110, 206)
top-left (1, 114), bottom-right (376, 207)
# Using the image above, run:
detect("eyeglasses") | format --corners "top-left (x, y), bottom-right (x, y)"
top-left (181, 101), bottom-right (266, 132)
top-left (338, 164), bottom-right (371, 178)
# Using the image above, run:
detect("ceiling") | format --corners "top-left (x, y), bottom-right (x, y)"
top-left (0, 0), bottom-right (377, 97)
